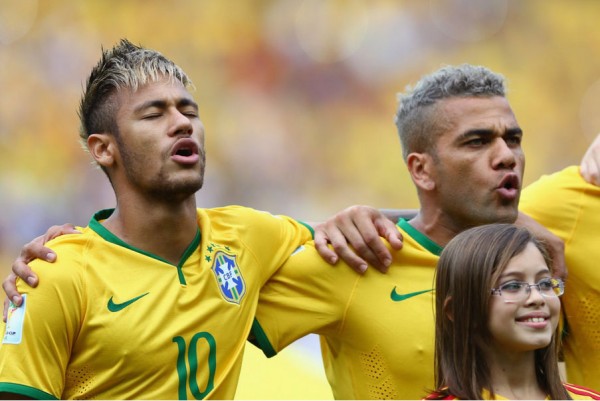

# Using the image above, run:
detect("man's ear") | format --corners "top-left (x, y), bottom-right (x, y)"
top-left (443, 296), bottom-right (454, 322)
top-left (406, 152), bottom-right (436, 191)
top-left (87, 133), bottom-right (117, 168)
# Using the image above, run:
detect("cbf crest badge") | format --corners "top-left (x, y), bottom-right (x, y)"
top-left (211, 250), bottom-right (246, 304)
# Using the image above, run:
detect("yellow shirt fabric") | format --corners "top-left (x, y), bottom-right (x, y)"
top-left (0, 206), bottom-right (312, 400)
top-left (252, 219), bottom-right (440, 400)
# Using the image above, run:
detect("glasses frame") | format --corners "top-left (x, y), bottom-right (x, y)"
top-left (491, 277), bottom-right (565, 303)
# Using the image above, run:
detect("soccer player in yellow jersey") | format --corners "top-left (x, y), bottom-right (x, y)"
top-left (251, 64), bottom-right (528, 399)
top-left (251, 66), bottom-right (600, 399)
top-left (0, 39), bottom-right (320, 399)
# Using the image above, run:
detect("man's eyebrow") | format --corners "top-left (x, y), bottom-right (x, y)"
top-left (133, 98), bottom-right (198, 113)
top-left (504, 127), bottom-right (523, 136)
top-left (134, 100), bottom-right (167, 114)
top-left (462, 128), bottom-right (493, 137)
top-left (177, 98), bottom-right (199, 110)
top-left (460, 127), bottom-right (523, 138)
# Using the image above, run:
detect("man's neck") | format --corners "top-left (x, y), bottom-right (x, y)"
top-left (408, 210), bottom-right (460, 248)
top-left (102, 194), bottom-right (198, 265)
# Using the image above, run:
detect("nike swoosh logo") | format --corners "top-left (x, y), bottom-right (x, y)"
top-left (390, 287), bottom-right (432, 302)
top-left (107, 292), bottom-right (150, 312)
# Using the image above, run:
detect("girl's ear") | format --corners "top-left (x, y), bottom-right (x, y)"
top-left (443, 296), bottom-right (454, 322)
top-left (87, 133), bottom-right (117, 168)
top-left (406, 152), bottom-right (436, 191)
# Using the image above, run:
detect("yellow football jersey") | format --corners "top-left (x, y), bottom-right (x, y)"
top-left (252, 219), bottom-right (441, 400)
top-left (520, 166), bottom-right (600, 390)
top-left (0, 206), bottom-right (312, 400)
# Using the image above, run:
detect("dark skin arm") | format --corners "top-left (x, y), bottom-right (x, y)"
top-left (3, 211), bottom-right (405, 320)
top-left (5, 212), bottom-right (403, 296)
top-left (2, 224), bottom-right (79, 318)
top-left (314, 206), bottom-right (568, 280)
top-left (11, 209), bottom-right (560, 282)
top-left (312, 206), bottom-right (406, 273)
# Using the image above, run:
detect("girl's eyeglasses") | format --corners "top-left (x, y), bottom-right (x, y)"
top-left (491, 278), bottom-right (564, 303)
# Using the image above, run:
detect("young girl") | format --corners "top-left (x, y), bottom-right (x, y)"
top-left (426, 223), bottom-right (600, 400)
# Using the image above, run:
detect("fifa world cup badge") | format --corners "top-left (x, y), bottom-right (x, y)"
top-left (3, 294), bottom-right (26, 344)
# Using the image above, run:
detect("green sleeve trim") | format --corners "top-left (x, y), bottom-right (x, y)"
top-left (298, 221), bottom-right (315, 239)
top-left (248, 318), bottom-right (277, 358)
top-left (0, 383), bottom-right (58, 399)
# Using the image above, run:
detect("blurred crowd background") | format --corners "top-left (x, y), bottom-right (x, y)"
top-left (1, 0), bottom-right (600, 399)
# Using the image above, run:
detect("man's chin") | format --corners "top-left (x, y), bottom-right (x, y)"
top-left (148, 180), bottom-right (203, 202)
top-left (493, 209), bottom-right (519, 224)
top-left (471, 208), bottom-right (518, 227)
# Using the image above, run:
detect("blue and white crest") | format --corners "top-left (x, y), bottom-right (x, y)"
top-left (211, 251), bottom-right (246, 304)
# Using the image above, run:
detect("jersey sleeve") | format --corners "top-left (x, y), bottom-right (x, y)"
top-left (519, 165), bottom-right (600, 241)
top-left (251, 241), bottom-right (360, 357)
top-left (211, 206), bottom-right (314, 285)
top-left (0, 238), bottom-right (85, 399)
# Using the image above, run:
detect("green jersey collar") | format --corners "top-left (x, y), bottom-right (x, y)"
top-left (89, 208), bottom-right (201, 271)
top-left (397, 218), bottom-right (443, 256)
